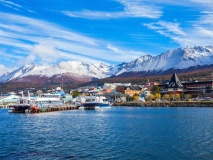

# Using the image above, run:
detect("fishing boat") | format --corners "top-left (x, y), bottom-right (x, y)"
top-left (77, 95), bottom-right (111, 110)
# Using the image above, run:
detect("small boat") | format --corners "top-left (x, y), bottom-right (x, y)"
top-left (77, 96), bottom-right (111, 110)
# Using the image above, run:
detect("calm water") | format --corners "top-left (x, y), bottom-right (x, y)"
top-left (1, 107), bottom-right (213, 160)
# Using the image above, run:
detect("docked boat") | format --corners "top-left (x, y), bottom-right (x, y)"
top-left (8, 87), bottom-right (79, 113)
top-left (8, 98), bottom-right (31, 113)
top-left (8, 93), bottom-right (64, 113)
top-left (77, 96), bottom-right (111, 110)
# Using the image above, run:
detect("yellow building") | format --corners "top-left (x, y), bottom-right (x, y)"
top-left (116, 85), bottom-right (143, 97)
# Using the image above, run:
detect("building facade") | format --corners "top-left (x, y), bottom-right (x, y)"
top-left (159, 73), bottom-right (213, 97)
top-left (116, 85), bottom-right (143, 97)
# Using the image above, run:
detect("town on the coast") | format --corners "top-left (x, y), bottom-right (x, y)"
top-left (1, 72), bottom-right (213, 113)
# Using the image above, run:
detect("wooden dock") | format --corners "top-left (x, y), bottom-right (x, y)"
top-left (29, 105), bottom-right (79, 113)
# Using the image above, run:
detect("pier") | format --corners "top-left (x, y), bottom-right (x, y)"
top-left (28, 105), bottom-right (79, 113)
top-left (0, 105), bottom-right (9, 109)
top-left (113, 101), bottom-right (213, 107)
top-left (4, 104), bottom-right (79, 113)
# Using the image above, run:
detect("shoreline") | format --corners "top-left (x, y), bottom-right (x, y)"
top-left (113, 101), bottom-right (213, 107)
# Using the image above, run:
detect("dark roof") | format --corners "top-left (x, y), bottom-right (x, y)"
top-left (167, 73), bottom-right (183, 88)
top-left (182, 81), bottom-right (213, 85)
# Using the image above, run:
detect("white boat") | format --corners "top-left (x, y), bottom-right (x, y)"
top-left (77, 96), bottom-right (111, 110)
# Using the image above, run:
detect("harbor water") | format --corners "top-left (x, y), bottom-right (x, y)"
top-left (0, 107), bottom-right (213, 159)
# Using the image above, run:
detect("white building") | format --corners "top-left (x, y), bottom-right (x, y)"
top-left (103, 83), bottom-right (131, 91)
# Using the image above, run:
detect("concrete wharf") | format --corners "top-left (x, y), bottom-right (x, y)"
top-left (113, 101), bottom-right (213, 107)
top-left (1, 104), bottom-right (79, 113)
top-left (29, 104), bottom-right (79, 113)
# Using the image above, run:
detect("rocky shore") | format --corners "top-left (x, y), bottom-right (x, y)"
top-left (113, 101), bottom-right (213, 107)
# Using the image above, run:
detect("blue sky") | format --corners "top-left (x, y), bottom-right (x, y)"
top-left (0, 0), bottom-right (213, 75)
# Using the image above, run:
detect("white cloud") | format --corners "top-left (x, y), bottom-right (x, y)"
top-left (191, 0), bottom-right (213, 6)
top-left (144, 21), bottom-right (185, 37)
top-left (117, 0), bottom-right (162, 18)
top-left (62, 0), bottom-right (162, 19)
top-left (144, 18), bottom-right (213, 47)
top-left (107, 43), bottom-right (149, 61)
top-left (138, 0), bottom-right (213, 8)
top-left (0, 64), bottom-right (12, 76)
top-left (0, 12), bottom-right (146, 68)
top-left (0, 0), bottom-right (36, 13)
top-left (198, 11), bottom-right (213, 25)
top-left (0, 50), bottom-right (22, 60)
top-left (24, 39), bottom-right (59, 65)
top-left (0, 0), bottom-right (22, 8)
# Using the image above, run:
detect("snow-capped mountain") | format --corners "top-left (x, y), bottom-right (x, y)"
top-left (0, 61), bottom-right (114, 83)
top-left (0, 64), bottom-right (48, 82)
top-left (111, 55), bottom-right (153, 76)
top-left (1, 46), bottom-right (213, 83)
top-left (127, 46), bottom-right (213, 72)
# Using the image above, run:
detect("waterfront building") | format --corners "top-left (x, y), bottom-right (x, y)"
top-left (158, 73), bottom-right (213, 97)
top-left (116, 85), bottom-right (143, 97)
top-left (182, 81), bottom-right (213, 96)
top-left (159, 73), bottom-right (184, 94)
top-left (0, 94), bottom-right (21, 105)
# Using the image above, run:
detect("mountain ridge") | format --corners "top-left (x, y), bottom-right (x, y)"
top-left (1, 46), bottom-right (213, 83)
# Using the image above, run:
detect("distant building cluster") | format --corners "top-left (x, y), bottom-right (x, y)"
top-left (73, 73), bottom-right (213, 102)
top-left (1, 73), bottom-right (213, 105)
